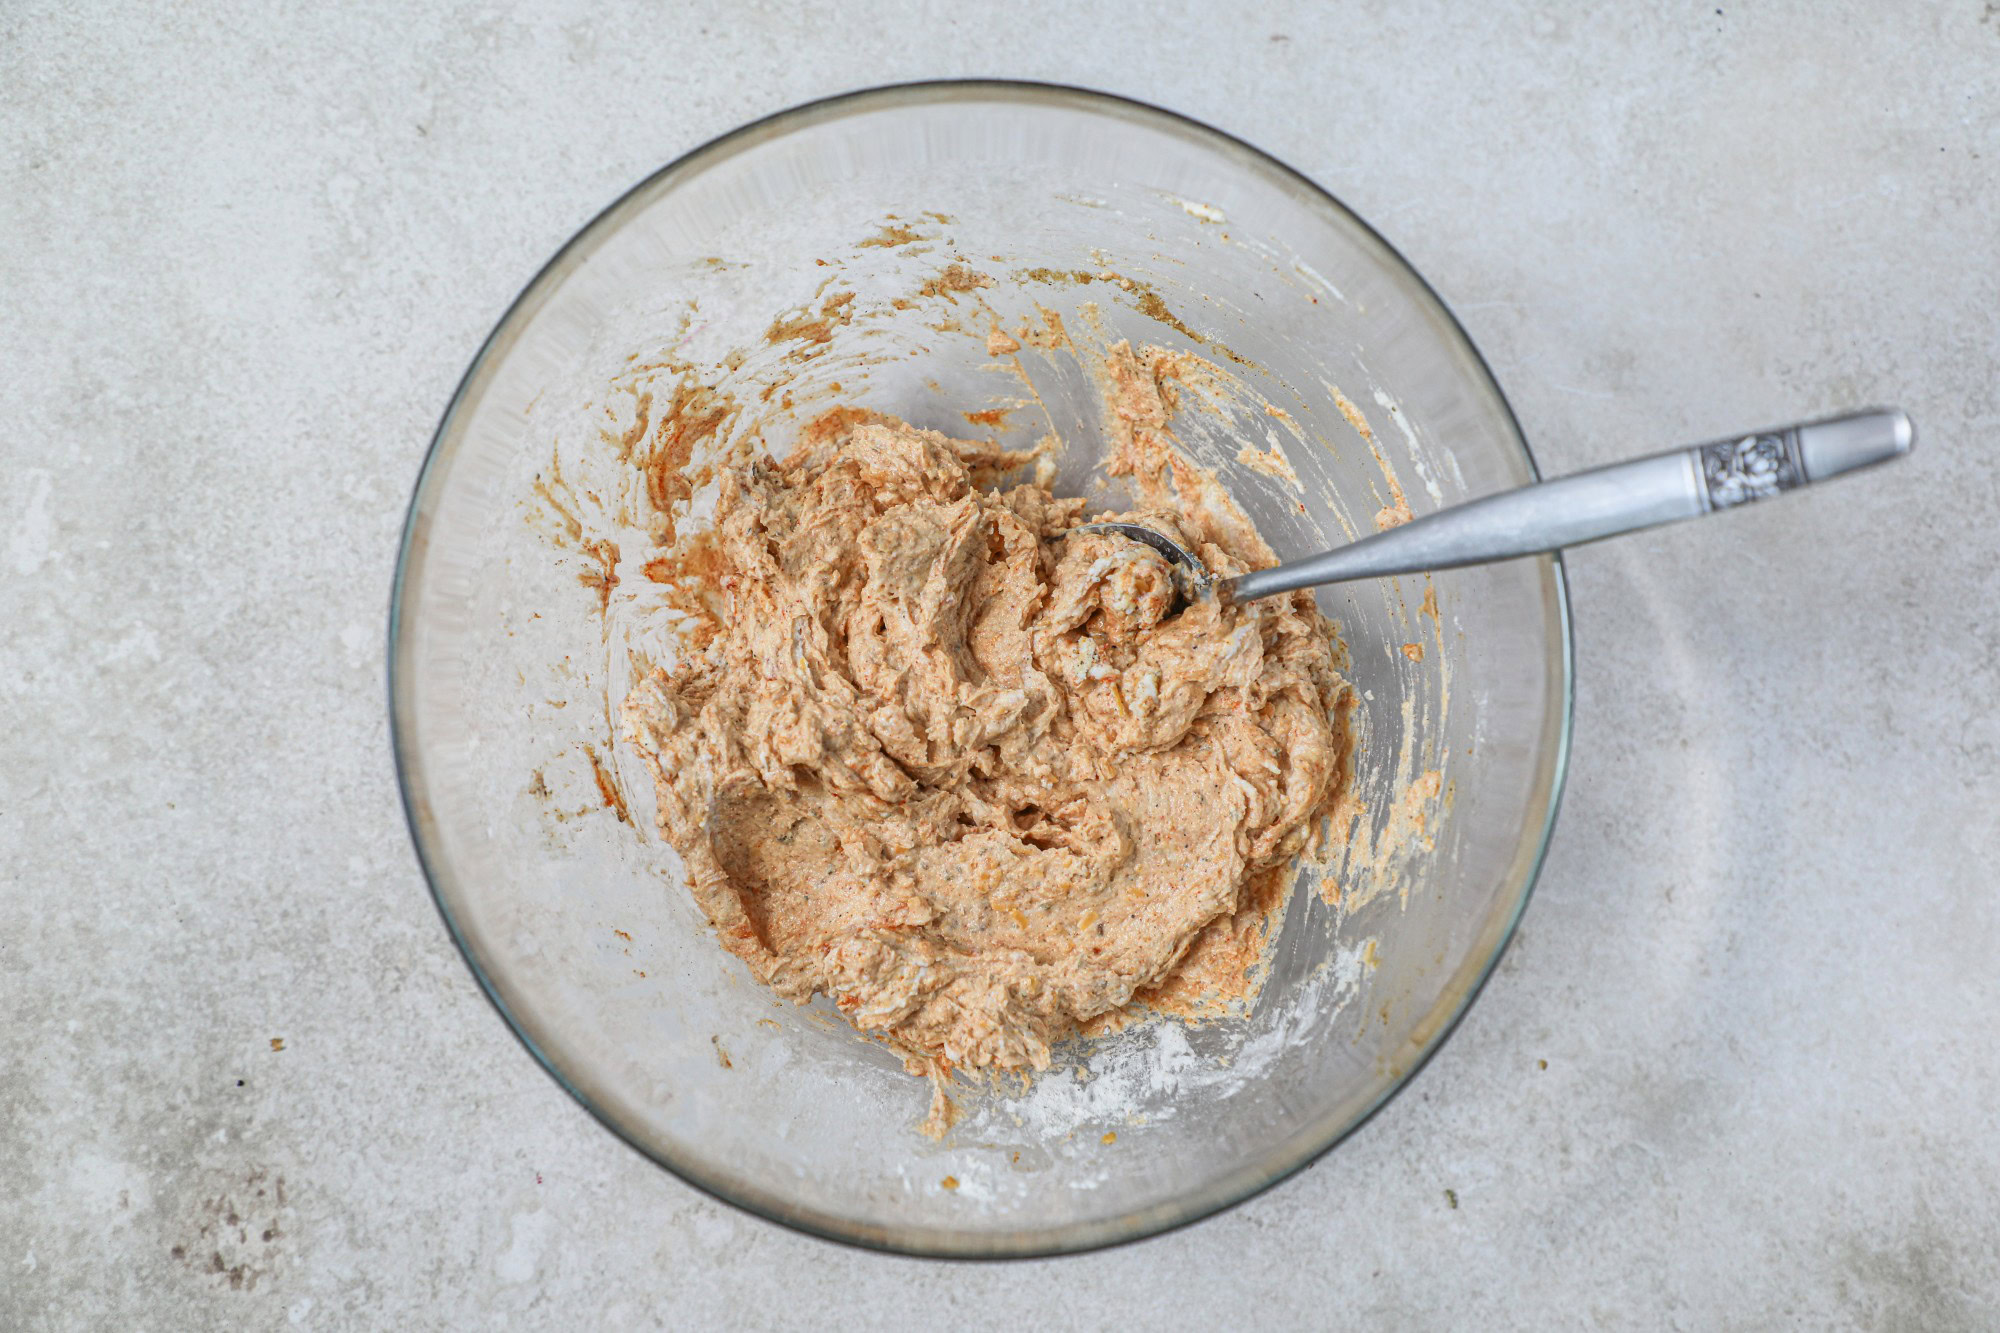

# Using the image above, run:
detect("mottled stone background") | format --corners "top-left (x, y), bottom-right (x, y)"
top-left (3, 2), bottom-right (1996, 1327)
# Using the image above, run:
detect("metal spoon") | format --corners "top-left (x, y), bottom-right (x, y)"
top-left (1075, 407), bottom-right (1913, 608)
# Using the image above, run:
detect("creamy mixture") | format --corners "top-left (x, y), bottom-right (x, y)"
top-left (623, 403), bottom-right (1349, 1130)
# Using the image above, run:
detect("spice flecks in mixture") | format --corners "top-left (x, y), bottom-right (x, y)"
top-left (858, 222), bottom-right (925, 249)
top-left (1332, 388), bottom-right (1373, 442)
top-left (1236, 438), bottom-right (1303, 489)
top-left (580, 743), bottom-right (631, 825)
top-left (916, 264), bottom-right (993, 300)
top-left (641, 377), bottom-right (740, 546)
top-left (622, 409), bottom-right (1350, 1128)
top-left (1330, 385), bottom-right (1414, 530)
top-left (764, 290), bottom-right (857, 348)
top-left (577, 537), bottom-right (620, 614)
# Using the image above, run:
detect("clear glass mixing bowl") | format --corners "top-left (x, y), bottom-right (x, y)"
top-left (390, 82), bottom-right (1572, 1257)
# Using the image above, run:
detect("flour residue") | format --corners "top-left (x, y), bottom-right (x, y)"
top-left (974, 934), bottom-right (1377, 1151)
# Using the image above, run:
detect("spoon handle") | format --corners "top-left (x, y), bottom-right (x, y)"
top-left (1222, 407), bottom-right (1914, 604)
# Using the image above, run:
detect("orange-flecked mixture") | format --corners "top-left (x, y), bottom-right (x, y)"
top-left (624, 392), bottom-right (1349, 1131)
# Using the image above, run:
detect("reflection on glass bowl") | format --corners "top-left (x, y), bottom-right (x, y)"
top-left (389, 81), bottom-right (1571, 1258)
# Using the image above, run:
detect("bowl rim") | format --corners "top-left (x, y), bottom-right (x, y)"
top-left (388, 77), bottom-right (1575, 1261)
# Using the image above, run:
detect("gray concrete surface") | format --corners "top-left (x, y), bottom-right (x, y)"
top-left (4, 1), bottom-right (1997, 1327)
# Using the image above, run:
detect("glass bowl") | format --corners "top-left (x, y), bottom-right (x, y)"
top-left (390, 81), bottom-right (1571, 1258)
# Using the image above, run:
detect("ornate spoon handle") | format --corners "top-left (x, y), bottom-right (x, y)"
top-left (1223, 408), bottom-right (1914, 604)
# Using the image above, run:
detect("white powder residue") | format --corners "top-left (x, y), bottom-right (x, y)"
top-left (1171, 196), bottom-right (1228, 224)
top-left (973, 935), bottom-right (1378, 1146)
top-left (1372, 387), bottom-right (1444, 504)
top-left (1291, 258), bottom-right (1350, 307)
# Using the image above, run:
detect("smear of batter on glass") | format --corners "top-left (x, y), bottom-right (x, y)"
top-left (623, 367), bottom-right (1352, 1133)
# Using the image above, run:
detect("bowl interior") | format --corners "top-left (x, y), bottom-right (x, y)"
top-left (392, 84), bottom-right (1570, 1257)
